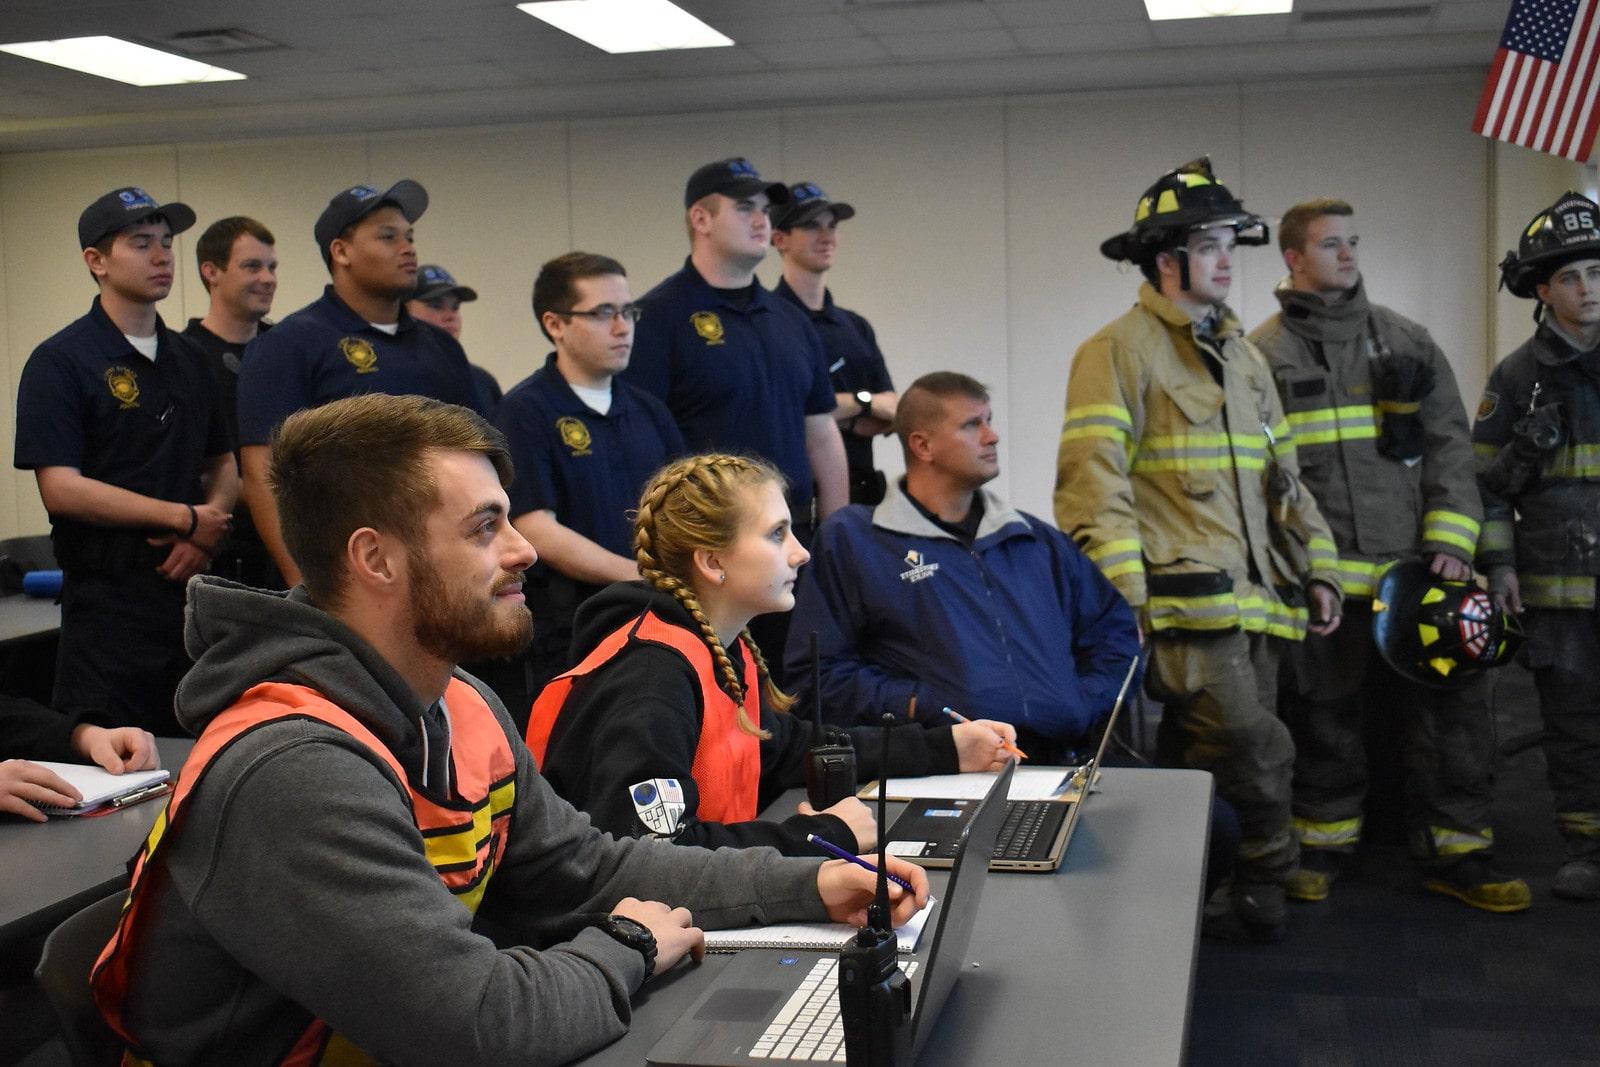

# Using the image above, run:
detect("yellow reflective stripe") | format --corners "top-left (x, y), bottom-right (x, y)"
top-left (1555, 811), bottom-right (1600, 836)
top-left (1293, 816), bottom-right (1361, 848)
top-left (1131, 431), bottom-right (1269, 473)
top-left (1086, 537), bottom-right (1140, 560)
top-left (1377, 400), bottom-right (1422, 415)
top-left (1472, 442), bottom-right (1499, 460)
top-left (1147, 592), bottom-right (1239, 632)
top-left (1328, 557), bottom-right (1384, 598)
top-left (1286, 405), bottom-right (1378, 446)
top-left (1061, 404), bottom-right (1133, 446)
top-left (1542, 442), bottom-right (1600, 478)
top-left (421, 777), bottom-right (516, 913)
top-left (1086, 538), bottom-right (1144, 581)
top-left (1064, 404), bottom-right (1132, 428)
top-left (1422, 509), bottom-right (1480, 554)
top-left (1478, 519), bottom-right (1514, 553)
top-left (1134, 455), bottom-right (1267, 472)
top-left (1431, 826), bottom-right (1493, 856)
top-left (1520, 574), bottom-right (1597, 608)
top-left (1306, 537), bottom-right (1340, 569)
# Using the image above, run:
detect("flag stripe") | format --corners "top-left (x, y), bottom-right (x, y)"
top-left (1543, 0), bottom-right (1598, 151)
top-left (1475, 48), bottom-right (1512, 132)
top-left (1517, 60), bottom-right (1553, 143)
top-left (1476, 0), bottom-right (1600, 161)
top-left (1561, 0), bottom-right (1600, 157)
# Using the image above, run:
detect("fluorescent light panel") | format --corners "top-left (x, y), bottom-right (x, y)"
top-left (0, 36), bottom-right (245, 86)
top-left (517, 0), bottom-right (733, 53)
top-left (1144, 0), bottom-right (1292, 19)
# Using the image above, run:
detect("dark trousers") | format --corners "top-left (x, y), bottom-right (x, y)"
top-left (1281, 602), bottom-right (1496, 863)
top-left (1520, 606), bottom-right (1600, 859)
top-left (54, 568), bottom-right (189, 737)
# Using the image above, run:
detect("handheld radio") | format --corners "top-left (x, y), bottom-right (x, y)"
top-left (804, 632), bottom-right (857, 809)
top-left (837, 713), bottom-right (913, 1066)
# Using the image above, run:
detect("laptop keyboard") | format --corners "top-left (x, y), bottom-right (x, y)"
top-left (748, 956), bottom-right (919, 1061)
top-left (993, 800), bottom-right (1054, 860)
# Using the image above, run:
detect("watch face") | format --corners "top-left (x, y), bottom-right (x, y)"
top-left (857, 390), bottom-right (872, 405)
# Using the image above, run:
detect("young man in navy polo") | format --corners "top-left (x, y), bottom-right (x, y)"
top-left (182, 215), bottom-right (280, 589)
top-left (13, 188), bottom-right (236, 736)
top-left (494, 252), bottom-right (684, 720)
top-left (236, 180), bottom-right (486, 587)
top-left (772, 182), bottom-right (898, 506)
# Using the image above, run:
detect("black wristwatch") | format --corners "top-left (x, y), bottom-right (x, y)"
top-left (598, 914), bottom-right (657, 980)
top-left (855, 389), bottom-right (873, 415)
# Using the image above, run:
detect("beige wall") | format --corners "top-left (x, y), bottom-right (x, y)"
top-left (0, 71), bottom-right (1581, 539)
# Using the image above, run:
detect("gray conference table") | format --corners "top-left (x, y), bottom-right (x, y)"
top-left (0, 736), bottom-right (193, 947)
top-left (0, 594), bottom-right (61, 645)
top-left (578, 765), bottom-right (1213, 1067)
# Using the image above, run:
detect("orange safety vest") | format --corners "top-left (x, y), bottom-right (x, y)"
top-left (526, 610), bottom-right (761, 825)
top-left (91, 677), bottom-right (518, 1067)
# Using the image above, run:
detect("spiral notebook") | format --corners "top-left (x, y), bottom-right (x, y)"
top-left (29, 762), bottom-right (170, 816)
top-left (701, 899), bottom-right (933, 953)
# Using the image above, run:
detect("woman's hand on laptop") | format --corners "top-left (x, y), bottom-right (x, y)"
top-left (954, 720), bottom-right (1016, 772)
top-left (817, 857), bottom-right (930, 927)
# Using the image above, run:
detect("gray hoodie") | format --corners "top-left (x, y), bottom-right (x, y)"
top-left (116, 577), bottom-right (829, 1066)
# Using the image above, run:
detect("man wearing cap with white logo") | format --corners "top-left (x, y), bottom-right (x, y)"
top-left (236, 180), bottom-right (486, 587)
top-left (407, 263), bottom-right (503, 415)
top-left (624, 158), bottom-right (847, 679)
top-left (13, 187), bottom-right (237, 736)
top-left (772, 182), bottom-right (898, 507)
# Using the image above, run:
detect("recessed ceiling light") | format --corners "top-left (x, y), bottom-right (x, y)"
top-left (516, 0), bottom-right (734, 53)
top-left (0, 36), bottom-right (246, 86)
top-left (1144, 0), bottom-right (1292, 20)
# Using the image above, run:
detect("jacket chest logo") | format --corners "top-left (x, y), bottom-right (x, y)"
top-left (900, 548), bottom-right (941, 584)
top-left (104, 366), bottom-right (140, 409)
top-left (691, 311), bottom-right (725, 346)
top-left (557, 416), bottom-right (593, 456)
top-left (339, 336), bottom-right (378, 374)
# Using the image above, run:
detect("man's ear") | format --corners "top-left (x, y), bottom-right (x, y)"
top-left (199, 260), bottom-right (224, 291)
top-left (905, 428), bottom-right (935, 465)
top-left (344, 527), bottom-right (402, 593)
top-left (1282, 247), bottom-right (1303, 277)
top-left (83, 246), bottom-right (108, 281)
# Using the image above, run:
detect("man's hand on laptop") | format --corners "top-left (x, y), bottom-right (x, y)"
top-left (817, 857), bottom-right (930, 927)
top-left (953, 720), bottom-right (1016, 772)
top-left (798, 795), bottom-right (878, 851)
top-left (611, 897), bottom-right (705, 978)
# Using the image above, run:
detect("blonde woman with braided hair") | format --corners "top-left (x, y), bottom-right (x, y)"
top-left (527, 453), bottom-right (1016, 856)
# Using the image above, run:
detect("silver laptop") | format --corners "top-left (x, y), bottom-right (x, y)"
top-left (645, 759), bottom-right (1014, 1066)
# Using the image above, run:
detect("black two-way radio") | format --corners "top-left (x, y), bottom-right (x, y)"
top-left (803, 632), bottom-right (857, 809)
top-left (837, 714), bottom-right (913, 1066)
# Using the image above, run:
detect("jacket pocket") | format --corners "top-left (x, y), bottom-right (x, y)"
top-left (1163, 380), bottom-right (1225, 425)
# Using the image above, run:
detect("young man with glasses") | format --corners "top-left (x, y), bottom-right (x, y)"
top-left (494, 253), bottom-right (684, 716)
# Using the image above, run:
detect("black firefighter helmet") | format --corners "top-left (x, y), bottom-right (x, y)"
top-left (1372, 558), bottom-right (1523, 689)
top-left (1100, 157), bottom-right (1270, 287)
top-left (1499, 190), bottom-right (1600, 299)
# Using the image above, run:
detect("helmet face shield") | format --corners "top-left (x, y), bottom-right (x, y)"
top-left (1500, 190), bottom-right (1600, 298)
top-left (1372, 559), bottom-right (1524, 688)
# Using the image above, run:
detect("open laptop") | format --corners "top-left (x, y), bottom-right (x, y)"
top-left (884, 657), bottom-right (1136, 872)
top-left (645, 759), bottom-right (1013, 1066)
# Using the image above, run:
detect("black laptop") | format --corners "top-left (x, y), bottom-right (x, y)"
top-left (645, 759), bottom-right (1014, 1066)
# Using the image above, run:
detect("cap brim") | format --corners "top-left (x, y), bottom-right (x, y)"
top-left (719, 177), bottom-right (790, 205)
top-left (378, 179), bottom-right (429, 222)
top-left (777, 199), bottom-right (855, 230)
top-left (412, 282), bottom-right (477, 302)
top-left (158, 202), bottom-right (196, 237)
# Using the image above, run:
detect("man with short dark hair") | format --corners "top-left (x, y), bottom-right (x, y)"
top-left (90, 392), bottom-right (927, 1064)
top-left (772, 182), bottom-right (897, 506)
top-left (13, 187), bottom-right (236, 736)
top-left (236, 180), bottom-right (486, 587)
top-left (493, 252), bottom-right (684, 714)
top-left (787, 372), bottom-right (1139, 759)
top-left (183, 215), bottom-right (280, 588)
top-left (1250, 198), bottom-right (1524, 912)
top-left (406, 263), bottom-right (503, 414)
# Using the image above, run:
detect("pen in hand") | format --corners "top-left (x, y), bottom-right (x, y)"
top-left (805, 833), bottom-right (919, 895)
top-left (942, 707), bottom-right (1030, 761)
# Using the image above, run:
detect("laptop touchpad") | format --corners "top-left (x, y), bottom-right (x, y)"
top-left (694, 987), bottom-right (783, 1022)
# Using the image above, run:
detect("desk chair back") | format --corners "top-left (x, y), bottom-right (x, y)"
top-left (34, 891), bottom-right (124, 1067)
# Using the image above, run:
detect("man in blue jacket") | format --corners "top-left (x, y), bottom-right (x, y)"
top-left (785, 371), bottom-right (1141, 762)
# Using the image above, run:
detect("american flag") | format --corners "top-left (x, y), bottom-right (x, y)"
top-left (1473, 0), bottom-right (1600, 161)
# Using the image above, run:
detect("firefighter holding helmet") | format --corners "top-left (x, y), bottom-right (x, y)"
top-left (1056, 158), bottom-right (1343, 942)
top-left (1473, 190), bottom-right (1600, 902)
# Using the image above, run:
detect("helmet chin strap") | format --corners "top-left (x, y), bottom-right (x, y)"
top-left (1175, 247), bottom-right (1192, 292)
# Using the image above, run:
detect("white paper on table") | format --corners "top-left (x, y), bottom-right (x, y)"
top-left (858, 766), bottom-right (1096, 803)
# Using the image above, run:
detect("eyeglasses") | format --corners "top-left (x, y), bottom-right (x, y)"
top-left (559, 303), bottom-right (643, 324)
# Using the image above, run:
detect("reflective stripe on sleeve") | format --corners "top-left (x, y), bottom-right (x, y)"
top-left (1520, 574), bottom-right (1598, 609)
top-left (1285, 405), bottom-right (1378, 447)
top-left (1422, 509), bottom-right (1480, 554)
top-left (1086, 538), bottom-right (1144, 581)
top-left (1061, 404), bottom-right (1134, 446)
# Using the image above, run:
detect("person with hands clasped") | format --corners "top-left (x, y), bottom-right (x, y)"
top-left (528, 452), bottom-right (1014, 857)
top-left (13, 187), bottom-right (236, 737)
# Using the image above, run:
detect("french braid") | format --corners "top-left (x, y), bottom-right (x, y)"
top-left (633, 454), bottom-right (797, 738)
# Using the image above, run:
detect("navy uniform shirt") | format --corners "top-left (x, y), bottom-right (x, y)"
top-left (774, 278), bottom-right (894, 493)
top-left (498, 354), bottom-right (685, 555)
top-left (182, 317), bottom-right (272, 453)
top-left (15, 297), bottom-right (229, 510)
top-left (623, 258), bottom-right (835, 512)
top-left (236, 285), bottom-right (485, 446)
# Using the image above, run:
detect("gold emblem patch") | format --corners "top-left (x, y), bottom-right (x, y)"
top-left (104, 366), bottom-right (139, 409)
top-left (690, 311), bottom-right (725, 346)
top-left (339, 337), bottom-right (378, 374)
top-left (1477, 390), bottom-right (1499, 421)
top-left (557, 416), bottom-right (593, 457)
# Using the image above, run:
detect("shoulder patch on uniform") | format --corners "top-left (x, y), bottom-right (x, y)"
top-left (1476, 390), bottom-right (1499, 421)
top-left (630, 778), bottom-right (686, 836)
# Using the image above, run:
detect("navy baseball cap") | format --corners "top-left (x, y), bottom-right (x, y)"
top-left (683, 158), bottom-right (789, 209)
top-left (412, 264), bottom-right (478, 303)
top-left (772, 181), bottom-right (856, 231)
top-left (314, 179), bottom-right (428, 264)
top-left (78, 187), bottom-right (195, 249)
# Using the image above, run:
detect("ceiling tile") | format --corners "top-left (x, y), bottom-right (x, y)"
top-left (881, 27), bottom-right (1021, 60)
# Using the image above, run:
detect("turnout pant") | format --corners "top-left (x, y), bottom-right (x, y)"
top-left (1148, 629), bottom-right (1297, 885)
top-left (1281, 602), bottom-right (1496, 864)
top-left (1520, 607), bottom-right (1600, 860)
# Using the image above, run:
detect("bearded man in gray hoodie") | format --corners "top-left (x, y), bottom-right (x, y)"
top-left (90, 393), bottom-right (927, 1066)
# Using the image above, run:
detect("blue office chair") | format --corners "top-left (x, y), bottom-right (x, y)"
top-left (33, 891), bottom-right (124, 1067)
